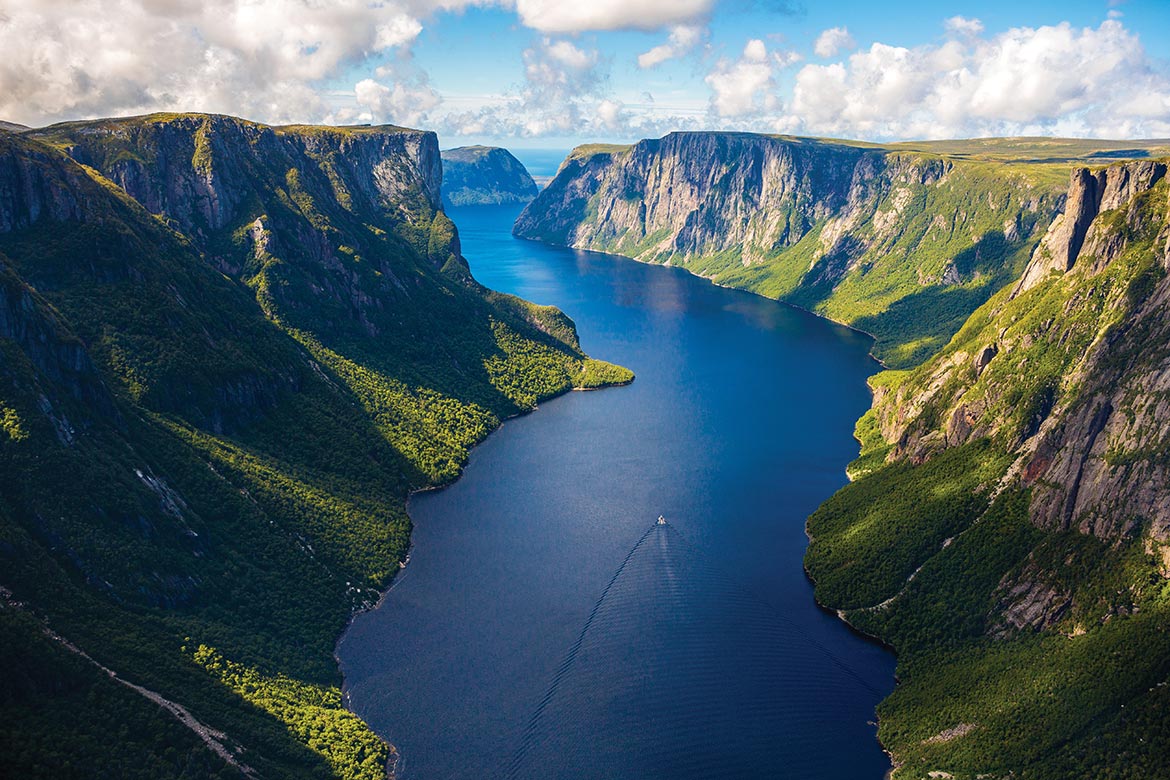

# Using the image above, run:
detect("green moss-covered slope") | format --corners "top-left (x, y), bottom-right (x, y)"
top-left (807, 158), bottom-right (1170, 778)
top-left (516, 132), bottom-right (1170, 368)
top-left (0, 114), bottom-right (629, 779)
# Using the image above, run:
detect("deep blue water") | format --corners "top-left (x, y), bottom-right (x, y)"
top-left (338, 203), bottom-right (896, 779)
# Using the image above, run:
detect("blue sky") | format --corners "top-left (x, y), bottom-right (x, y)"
top-left (3, 0), bottom-right (1169, 146)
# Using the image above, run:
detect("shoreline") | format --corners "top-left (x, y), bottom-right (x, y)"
top-left (333, 365), bottom-right (633, 779)
top-left (513, 232), bottom-right (902, 770)
top-left (340, 231), bottom-right (892, 780)
top-left (511, 233), bottom-right (892, 371)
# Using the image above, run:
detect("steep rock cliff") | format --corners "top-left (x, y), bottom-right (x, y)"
top-left (0, 116), bottom-right (628, 780)
top-left (808, 157), bottom-right (1170, 779)
top-left (34, 116), bottom-right (465, 345)
top-left (441, 145), bottom-right (537, 206)
top-left (872, 160), bottom-right (1170, 541)
top-left (516, 132), bottom-right (1065, 367)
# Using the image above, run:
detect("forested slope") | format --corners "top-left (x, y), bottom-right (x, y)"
top-left (807, 158), bottom-right (1170, 778)
top-left (0, 114), bottom-right (629, 779)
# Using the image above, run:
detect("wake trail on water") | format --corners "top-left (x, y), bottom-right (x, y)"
top-left (501, 519), bottom-right (886, 780)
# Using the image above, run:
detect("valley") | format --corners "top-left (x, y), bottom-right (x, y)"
top-left (518, 132), bottom-right (1170, 779)
top-left (4, 115), bottom-right (1169, 780)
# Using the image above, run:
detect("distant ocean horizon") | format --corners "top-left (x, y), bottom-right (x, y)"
top-left (509, 148), bottom-right (570, 189)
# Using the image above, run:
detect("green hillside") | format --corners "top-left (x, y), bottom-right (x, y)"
top-left (0, 116), bottom-right (629, 779)
top-left (517, 133), bottom-right (1170, 368)
top-left (807, 160), bottom-right (1170, 778)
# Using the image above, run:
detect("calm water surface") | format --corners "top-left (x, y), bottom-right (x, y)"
top-left (338, 202), bottom-right (896, 779)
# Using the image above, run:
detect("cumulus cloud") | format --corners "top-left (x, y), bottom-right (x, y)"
top-left (784, 20), bottom-right (1170, 140)
top-left (705, 39), bottom-right (778, 117)
top-left (514, 0), bottom-right (713, 33)
top-left (8, 2), bottom-right (1169, 145)
top-left (637, 25), bottom-right (704, 69)
top-left (595, 98), bottom-right (625, 129)
top-left (944, 16), bottom-right (984, 38)
top-left (0, 0), bottom-right (486, 127)
top-left (349, 71), bottom-right (442, 128)
top-left (813, 26), bottom-right (855, 58)
top-left (438, 36), bottom-right (612, 137)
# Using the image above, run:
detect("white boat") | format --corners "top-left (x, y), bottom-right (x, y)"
top-left (656, 515), bottom-right (667, 525)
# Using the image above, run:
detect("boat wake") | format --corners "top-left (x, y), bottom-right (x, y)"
top-left (501, 518), bottom-right (883, 779)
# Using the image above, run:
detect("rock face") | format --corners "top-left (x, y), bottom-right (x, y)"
top-left (808, 156), bottom-right (1170, 777)
top-left (516, 132), bottom-right (1063, 367)
top-left (1013, 161), bottom-right (1167, 294)
top-left (875, 158), bottom-right (1170, 543)
top-left (517, 133), bottom-right (880, 259)
top-left (440, 145), bottom-right (537, 207)
top-left (0, 114), bottom-right (614, 780)
top-left (34, 115), bottom-right (471, 345)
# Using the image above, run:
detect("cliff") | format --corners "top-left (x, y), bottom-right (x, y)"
top-left (0, 115), bottom-right (628, 779)
top-left (807, 157), bottom-right (1170, 778)
top-left (441, 145), bottom-right (538, 207)
top-left (515, 132), bottom-right (1079, 367)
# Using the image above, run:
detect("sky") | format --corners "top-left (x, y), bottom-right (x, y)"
top-left (2, 0), bottom-right (1169, 148)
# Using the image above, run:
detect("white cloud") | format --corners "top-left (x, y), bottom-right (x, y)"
top-left (9, 2), bottom-right (1167, 145)
top-left (0, 0), bottom-right (484, 126)
top-left (813, 26), bottom-right (855, 58)
top-left (350, 71), bottom-right (441, 128)
top-left (596, 98), bottom-right (625, 129)
top-left (944, 16), bottom-right (984, 38)
top-left (522, 38), bottom-right (601, 97)
top-left (514, 0), bottom-right (713, 33)
top-left (541, 39), bottom-right (598, 70)
top-left (437, 36), bottom-right (611, 137)
top-left (705, 39), bottom-right (778, 117)
top-left (783, 20), bottom-right (1170, 140)
top-left (637, 24), bottom-right (704, 69)
top-left (773, 49), bottom-right (803, 68)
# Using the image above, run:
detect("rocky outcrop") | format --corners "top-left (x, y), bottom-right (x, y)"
top-left (41, 115), bottom-right (444, 244)
top-left (0, 135), bottom-right (86, 231)
top-left (515, 133), bottom-right (879, 260)
top-left (992, 569), bottom-right (1072, 635)
top-left (871, 157), bottom-right (1170, 543)
top-left (0, 264), bottom-right (106, 399)
top-left (32, 114), bottom-right (467, 348)
top-left (810, 154), bottom-right (1170, 777)
top-left (441, 146), bottom-right (537, 206)
top-left (1013, 161), bottom-right (1167, 295)
top-left (516, 131), bottom-right (1062, 368)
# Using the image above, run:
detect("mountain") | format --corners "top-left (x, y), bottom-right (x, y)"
top-left (0, 114), bottom-right (629, 779)
top-left (516, 131), bottom-right (1170, 777)
top-left (441, 145), bottom-right (538, 207)
top-left (0, 121), bottom-right (29, 133)
top-left (515, 132), bottom-right (1170, 368)
top-left (806, 158), bottom-right (1170, 779)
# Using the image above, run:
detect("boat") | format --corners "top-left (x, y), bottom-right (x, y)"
top-left (657, 515), bottom-right (667, 525)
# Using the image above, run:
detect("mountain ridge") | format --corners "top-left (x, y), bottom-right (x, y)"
top-left (516, 132), bottom-right (1170, 777)
top-left (0, 113), bottom-right (630, 779)
top-left (516, 132), bottom-right (1170, 369)
top-left (810, 156), bottom-right (1170, 778)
